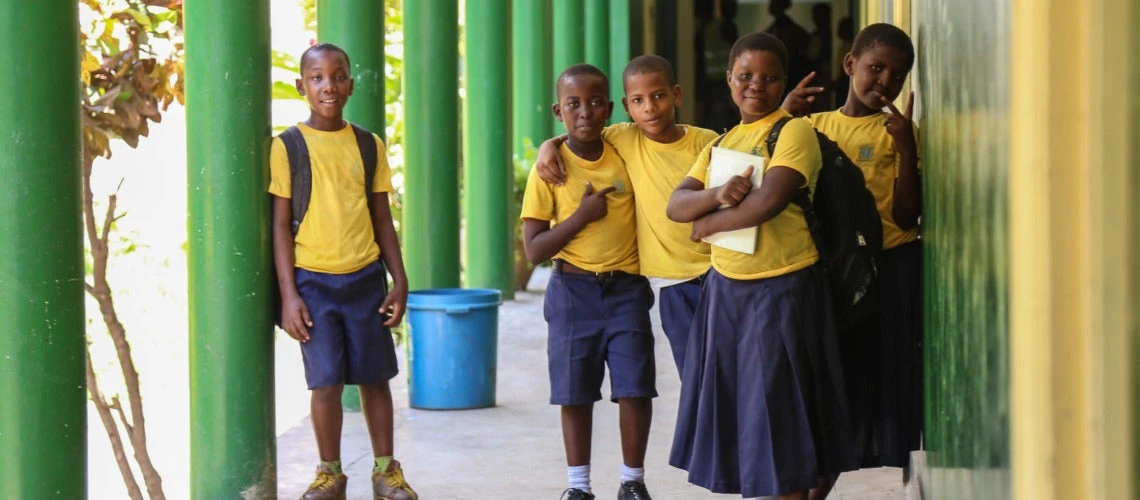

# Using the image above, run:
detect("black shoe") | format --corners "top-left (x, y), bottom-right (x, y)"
top-left (561, 488), bottom-right (595, 500)
top-left (617, 481), bottom-right (652, 500)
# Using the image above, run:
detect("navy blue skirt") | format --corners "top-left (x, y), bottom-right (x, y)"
top-left (669, 265), bottom-right (856, 497)
top-left (839, 241), bottom-right (923, 468)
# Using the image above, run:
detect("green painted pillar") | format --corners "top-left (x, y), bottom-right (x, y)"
top-left (512, 0), bottom-right (552, 155)
top-left (585, 0), bottom-right (610, 73)
top-left (318, 0), bottom-right (386, 412)
top-left (0, 2), bottom-right (85, 497)
top-left (185, 1), bottom-right (275, 498)
top-left (465, 0), bottom-right (514, 298)
top-left (552, 0), bottom-right (584, 131)
top-left (318, 0), bottom-right (386, 139)
top-left (404, 0), bottom-right (460, 290)
top-left (609, 0), bottom-right (632, 124)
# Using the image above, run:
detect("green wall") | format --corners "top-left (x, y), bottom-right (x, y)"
top-left (915, 0), bottom-right (1011, 496)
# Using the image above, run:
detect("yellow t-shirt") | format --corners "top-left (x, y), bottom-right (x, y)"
top-left (268, 122), bottom-right (393, 274)
top-left (602, 122), bottom-right (719, 279)
top-left (520, 142), bottom-right (639, 274)
top-left (686, 109), bottom-right (821, 280)
top-left (808, 110), bottom-right (921, 249)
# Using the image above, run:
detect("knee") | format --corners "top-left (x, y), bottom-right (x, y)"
top-left (311, 385), bottom-right (344, 403)
top-left (358, 382), bottom-right (391, 397)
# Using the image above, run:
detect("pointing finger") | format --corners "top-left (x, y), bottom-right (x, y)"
top-left (598, 186), bottom-right (617, 196)
top-left (880, 95), bottom-right (903, 117)
top-left (794, 71), bottom-right (817, 89)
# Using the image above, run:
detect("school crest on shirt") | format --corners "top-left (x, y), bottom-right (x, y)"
top-left (858, 144), bottom-right (874, 161)
top-left (749, 146), bottom-right (765, 157)
top-left (612, 178), bottom-right (626, 193)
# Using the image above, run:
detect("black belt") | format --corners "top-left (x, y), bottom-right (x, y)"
top-left (552, 260), bottom-right (628, 278)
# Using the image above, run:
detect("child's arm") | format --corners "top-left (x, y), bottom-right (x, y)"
top-left (882, 93), bottom-right (920, 229)
top-left (534, 134), bottom-right (570, 185)
top-left (522, 182), bottom-right (615, 264)
top-left (272, 195), bottom-right (312, 342)
top-left (371, 192), bottom-right (408, 327)
top-left (665, 168), bottom-right (755, 223)
top-left (688, 167), bottom-right (805, 241)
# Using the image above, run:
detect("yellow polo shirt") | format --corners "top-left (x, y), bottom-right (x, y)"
top-left (603, 122), bottom-right (718, 279)
top-left (808, 110), bottom-right (921, 249)
top-left (268, 122), bottom-right (393, 274)
top-left (520, 142), bottom-right (639, 274)
top-left (686, 109), bottom-right (821, 280)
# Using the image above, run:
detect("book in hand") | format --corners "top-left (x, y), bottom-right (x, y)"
top-left (702, 147), bottom-right (765, 255)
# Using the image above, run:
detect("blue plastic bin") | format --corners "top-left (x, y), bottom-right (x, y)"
top-left (407, 288), bottom-right (502, 410)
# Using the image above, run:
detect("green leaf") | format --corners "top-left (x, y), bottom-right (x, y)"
top-left (126, 8), bottom-right (152, 28)
top-left (272, 50), bottom-right (300, 73)
top-left (272, 81), bottom-right (303, 100)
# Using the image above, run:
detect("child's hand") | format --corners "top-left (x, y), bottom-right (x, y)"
top-left (535, 140), bottom-right (568, 185)
top-left (716, 165), bottom-right (754, 208)
top-left (576, 181), bottom-right (617, 223)
top-left (881, 92), bottom-right (917, 156)
top-left (379, 280), bottom-right (409, 327)
top-left (690, 216), bottom-right (713, 242)
top-left (782, 72), bottom-right (825, 117)
top-left (282, 294), bottom-right (313, 342)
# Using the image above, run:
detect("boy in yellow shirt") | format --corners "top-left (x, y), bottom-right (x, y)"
top-left (535, 55), bottom-right (719, 375)
top-left (521, 64), bottom-right (656, 500)
top-left (269, 43), bottom-right (416, 500)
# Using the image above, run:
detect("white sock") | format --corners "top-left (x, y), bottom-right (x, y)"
top-left (620, 464), bottom-right (645, 483)
top-left (568, 464), bottom-right (591, 493)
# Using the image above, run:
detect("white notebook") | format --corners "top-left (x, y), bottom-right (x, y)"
top-left (701, 147), bottom-right (765, 255)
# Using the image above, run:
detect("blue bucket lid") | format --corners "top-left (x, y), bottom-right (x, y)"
top-left (407, 288), bottom-right (502, 309)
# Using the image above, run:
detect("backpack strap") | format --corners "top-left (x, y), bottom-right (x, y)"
top-left (710, 132), bottom-right (727, 148)
top-left (764, 116), bottom-right (825, 260)
top-left (350, 124), bottom-right (379, 222)
top-left (279, 126), bottom-right (311, 235)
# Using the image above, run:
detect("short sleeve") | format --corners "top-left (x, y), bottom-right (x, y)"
top-left (601, 122), bottom-right (640, 151)
top-left (768, 118), bottom-right (822, 185)
top-left (371, 133), bottom-right (394, 193)
top-left (894, 121), bottom-right (922, 179)
top-left (519, 167), bottom-right (556, 221)
top-left (268, 136), bottom-right (291, 198)
top-left (685, 139), bottom-right (715, 185)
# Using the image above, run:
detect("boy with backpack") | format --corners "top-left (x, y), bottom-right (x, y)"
top-left (270, 43), bottom-right (417, 500)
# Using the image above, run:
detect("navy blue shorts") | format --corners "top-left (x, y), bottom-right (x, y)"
top-left (658, 277), bottom-right (704, 375)
top-left (296, 260), bottom-right (398, 389)
top-left (544, 271), bottom-right (657, 405)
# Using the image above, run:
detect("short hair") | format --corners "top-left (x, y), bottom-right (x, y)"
top-left (851, 23), bottom-right (915, 72)
top-left (555, 63), bottom-right (610, 98)
top-left (623, 55), bottom-right (676, 87)
top-left (727, 32), bottom-right (789, 75)
top-left (300, 43), bottom-right (351, 73)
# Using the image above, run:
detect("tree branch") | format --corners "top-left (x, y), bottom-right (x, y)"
top-left (87, 349), bottom-right (144, 500)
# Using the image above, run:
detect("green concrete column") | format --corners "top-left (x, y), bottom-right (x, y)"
top-left (318, 0), bottom-right (386, 413)
top-left (0, 2), bottom-right (85, 497)
top-left (318, 0), bottom-right (386, 139)
top-left (609, 0), bottom-right (632, 123)
top-left (552, 0), bottom-right (584, 131)
top-left (404, 0), bottom-right (460, 290)
top-left (512, 0), bottom-right (552, 155)
top-left (185, 1), bottom-right (275, 498)
top-left (585, 0), bottom-right (610, 73)
top-left (464, 0), bottom-right (513, 298)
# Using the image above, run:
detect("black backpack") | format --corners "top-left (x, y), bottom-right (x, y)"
top-left (271, 123), bottom-right (379, 326)
top-left (764, 116), bottom-right (883, 327)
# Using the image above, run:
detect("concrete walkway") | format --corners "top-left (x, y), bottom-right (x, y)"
top-left (276, 268), bottom-right (908, 499)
